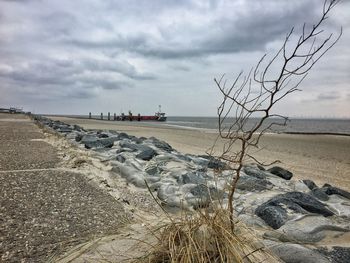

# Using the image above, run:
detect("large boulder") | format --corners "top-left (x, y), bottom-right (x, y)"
top-left (255, 192), bottom-right (334, 229)
top-left (119, 141), bottom-right (153, 152)
top-left (207, 158), bottom-right (226, 170)
top-left (268, 166), bottom-right (293, 180)
top-left (149, 137), bottom-right (173, 152)
top-left (136, 148), bottom-right (158, 161)
top-left (322, 184), bottom-right (350, 200)
top-left (117, 132), bottom-right (131, 140)
top-left (265, 242), bottom-right (330, 263)
top-left (311, 188), bottom-right (329, 201)
top-left (236, 176), bottom-right (273, 192)
top-left (317, 246), bottom-right (350, 263)
top-left (243, 166), bottom-right (268, 179)
top-left (81, 135), bottom-right (118, 149)
top-left (303, 179), bottom-right (318, 190)
top-left (177, 172), bottom-right (206, 185)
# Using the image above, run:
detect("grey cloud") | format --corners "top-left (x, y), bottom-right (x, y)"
top-left (0, 57), bottom-right (138, 100)
top-left (81, 59), bottom-right (156, 80)
top-left (63, 1), bottom-right (325, 59)
top-left (317, 93), bottom-right (340, 101)
top-left (0, 0), bottom-right (348, 116)
top-left (170, 64), bottom-right (191, 72)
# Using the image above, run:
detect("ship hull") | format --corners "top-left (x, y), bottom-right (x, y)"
top-left (120, 115), bottom-right (167, 121)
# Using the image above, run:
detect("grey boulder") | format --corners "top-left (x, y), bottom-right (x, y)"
top-left (255, 192), bottom-right (334, 229)
top-left (268, 166), bottom-right (293, 180)
top-left (136, 149), bottom-right (158, 161)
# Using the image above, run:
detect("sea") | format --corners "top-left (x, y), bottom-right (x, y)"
top-left (63, 115), bottom-right (350, 136)
top-left (165, 117), bottom-right (350, 135)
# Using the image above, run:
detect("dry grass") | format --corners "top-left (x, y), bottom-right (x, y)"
top-left (138, 209), bottom-right (279, 263)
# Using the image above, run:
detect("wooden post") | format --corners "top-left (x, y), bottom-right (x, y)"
top-left (114, 113), bottom-right (116, 121)
top-left (108, 112), bottom-right (110, 120)
top-left (89, 112), bottom-right (91, 119)
top-left (100, 113), bottom-right (103, 120)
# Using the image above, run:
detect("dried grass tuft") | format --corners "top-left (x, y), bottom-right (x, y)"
top-left (138, 209), bottom-right (279, 263)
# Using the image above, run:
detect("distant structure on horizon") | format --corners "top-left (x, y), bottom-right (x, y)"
top-left (0, 107), bottom-right (25, 114)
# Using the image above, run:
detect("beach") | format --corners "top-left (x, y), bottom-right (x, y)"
top-left (49, 116), bottom-right (350, 190)
top-left (2, 113), bottom-right (350, 262)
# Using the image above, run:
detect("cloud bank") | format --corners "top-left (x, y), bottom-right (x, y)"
top-left (0, 0), bottom-right (349, 117)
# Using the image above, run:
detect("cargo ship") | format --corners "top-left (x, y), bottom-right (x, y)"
top-left (125, 105), bottom-right (167, 122)
top-left (90, 105), bottom-right (167, 122)
top-left (121, 109), bottom-right (167, 122)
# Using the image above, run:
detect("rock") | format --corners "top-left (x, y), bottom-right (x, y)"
top-left (236, 176), bottom-right (273, 192)
top-left (207, 158), bottom-right (226, 170)
top-left (268, 166), bottom-right (293, 180)
top-left (116, 148), bottom-right (136, 154)
top-left (303, 179), bottom-right (318, 190)
top-left (317, 246), bottom-right (350, 263)
top-left (243, 166), bottom-right (268, 179)
top-left (144, 165), bottom-right (160, 176)
top-left (265, 242), bottom-right (330, 263)
top-left (263, 229), bottom-right (325, 244)
top-left (189, 185), bottom-right (224, 201)
top-left (189, 156), bottom-right (209, 166)
top-left (195, 155), bottom-right (226, 170)
top-left (136, 149), bottom-right (158, 161)
top-left (273, 215), bottom-right (350, 245)
top-left (238, 214), bottom-right (268, 228)
top-left (149, 137), bottom-right (173, 152)
top-left (256, 205), bottom-right (288, 229)
top-left (117, 132), bottom-right (130, 140)
top-left (80, 134), bottom-right (97, 142)
top-left (97, 133), bottom-right (109, 138)
top-left (255, 192), bottom-right (334, 229)
top-left (294, 180), bottom-right (312, 192)
top-left (322, 184), bottom-right (350, 200)
top-left (84, 137), bottom-right (118, 149)
top-left (172, 154), bottom-right (193, 163)
top-left (311, 188), bottom-right (329, 201)
top-left (130, 136), bottom-right (144, 144)
top-left (116, 155), bottom-right (125, 163)
top-left (57, 126), bottom-right (73, 133)
top-left (73, 124), bottom-right (84, 132)
top-left (178, 172), bottom-right (206, 185)
top-left (111, 163), bottom-right (146, 188)
top-left (119, 141), bottom-right (153, 152)
top-left (157, 184), bottom-right (181, 207)
top-left (144, 175), bottom-right (161, 184)
top-left (75, 134), bottom-right (83, 142)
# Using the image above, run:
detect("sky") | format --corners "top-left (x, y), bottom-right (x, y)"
top-left (0, 0), bottom-right (349, 117)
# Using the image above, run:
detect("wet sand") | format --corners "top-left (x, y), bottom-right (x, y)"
top-left (49, 117), bottom-right (350, 190)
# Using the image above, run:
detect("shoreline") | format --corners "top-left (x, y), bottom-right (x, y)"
top-left (48, 116), bottom-right (350, 190)
top-left (49, 115), bottom-right (350, 137)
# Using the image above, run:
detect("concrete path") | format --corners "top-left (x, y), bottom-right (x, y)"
top-left (0, 114), bottom-right (128, 262)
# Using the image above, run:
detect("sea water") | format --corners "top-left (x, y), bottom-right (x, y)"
top-left (60, 115), bottom-right (350, 135)
top-left (165, 117), bottom-right (350, 135)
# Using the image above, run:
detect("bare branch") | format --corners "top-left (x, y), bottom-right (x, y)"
top-left (212, 0), bottom-right (342, 231)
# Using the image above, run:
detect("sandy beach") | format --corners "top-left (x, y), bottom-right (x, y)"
top-left (49, 116), bottom-right (350, 190)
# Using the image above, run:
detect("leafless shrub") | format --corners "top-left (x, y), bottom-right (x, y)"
top-left (213, 0), bottom-right (342, 230)
top-left (143, 1), bottom-right (342, 262)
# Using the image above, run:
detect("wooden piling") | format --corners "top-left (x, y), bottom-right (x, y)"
top-left (100, 113), bottom-right (103, 120)
top-left (108, 112), bottom-right (110, 120)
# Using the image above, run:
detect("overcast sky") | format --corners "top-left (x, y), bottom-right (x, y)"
top-left (0, 0), bottom-right (349, 117)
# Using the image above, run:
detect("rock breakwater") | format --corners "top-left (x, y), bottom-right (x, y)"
top-left (34, 116), bottom-right (350, 263)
